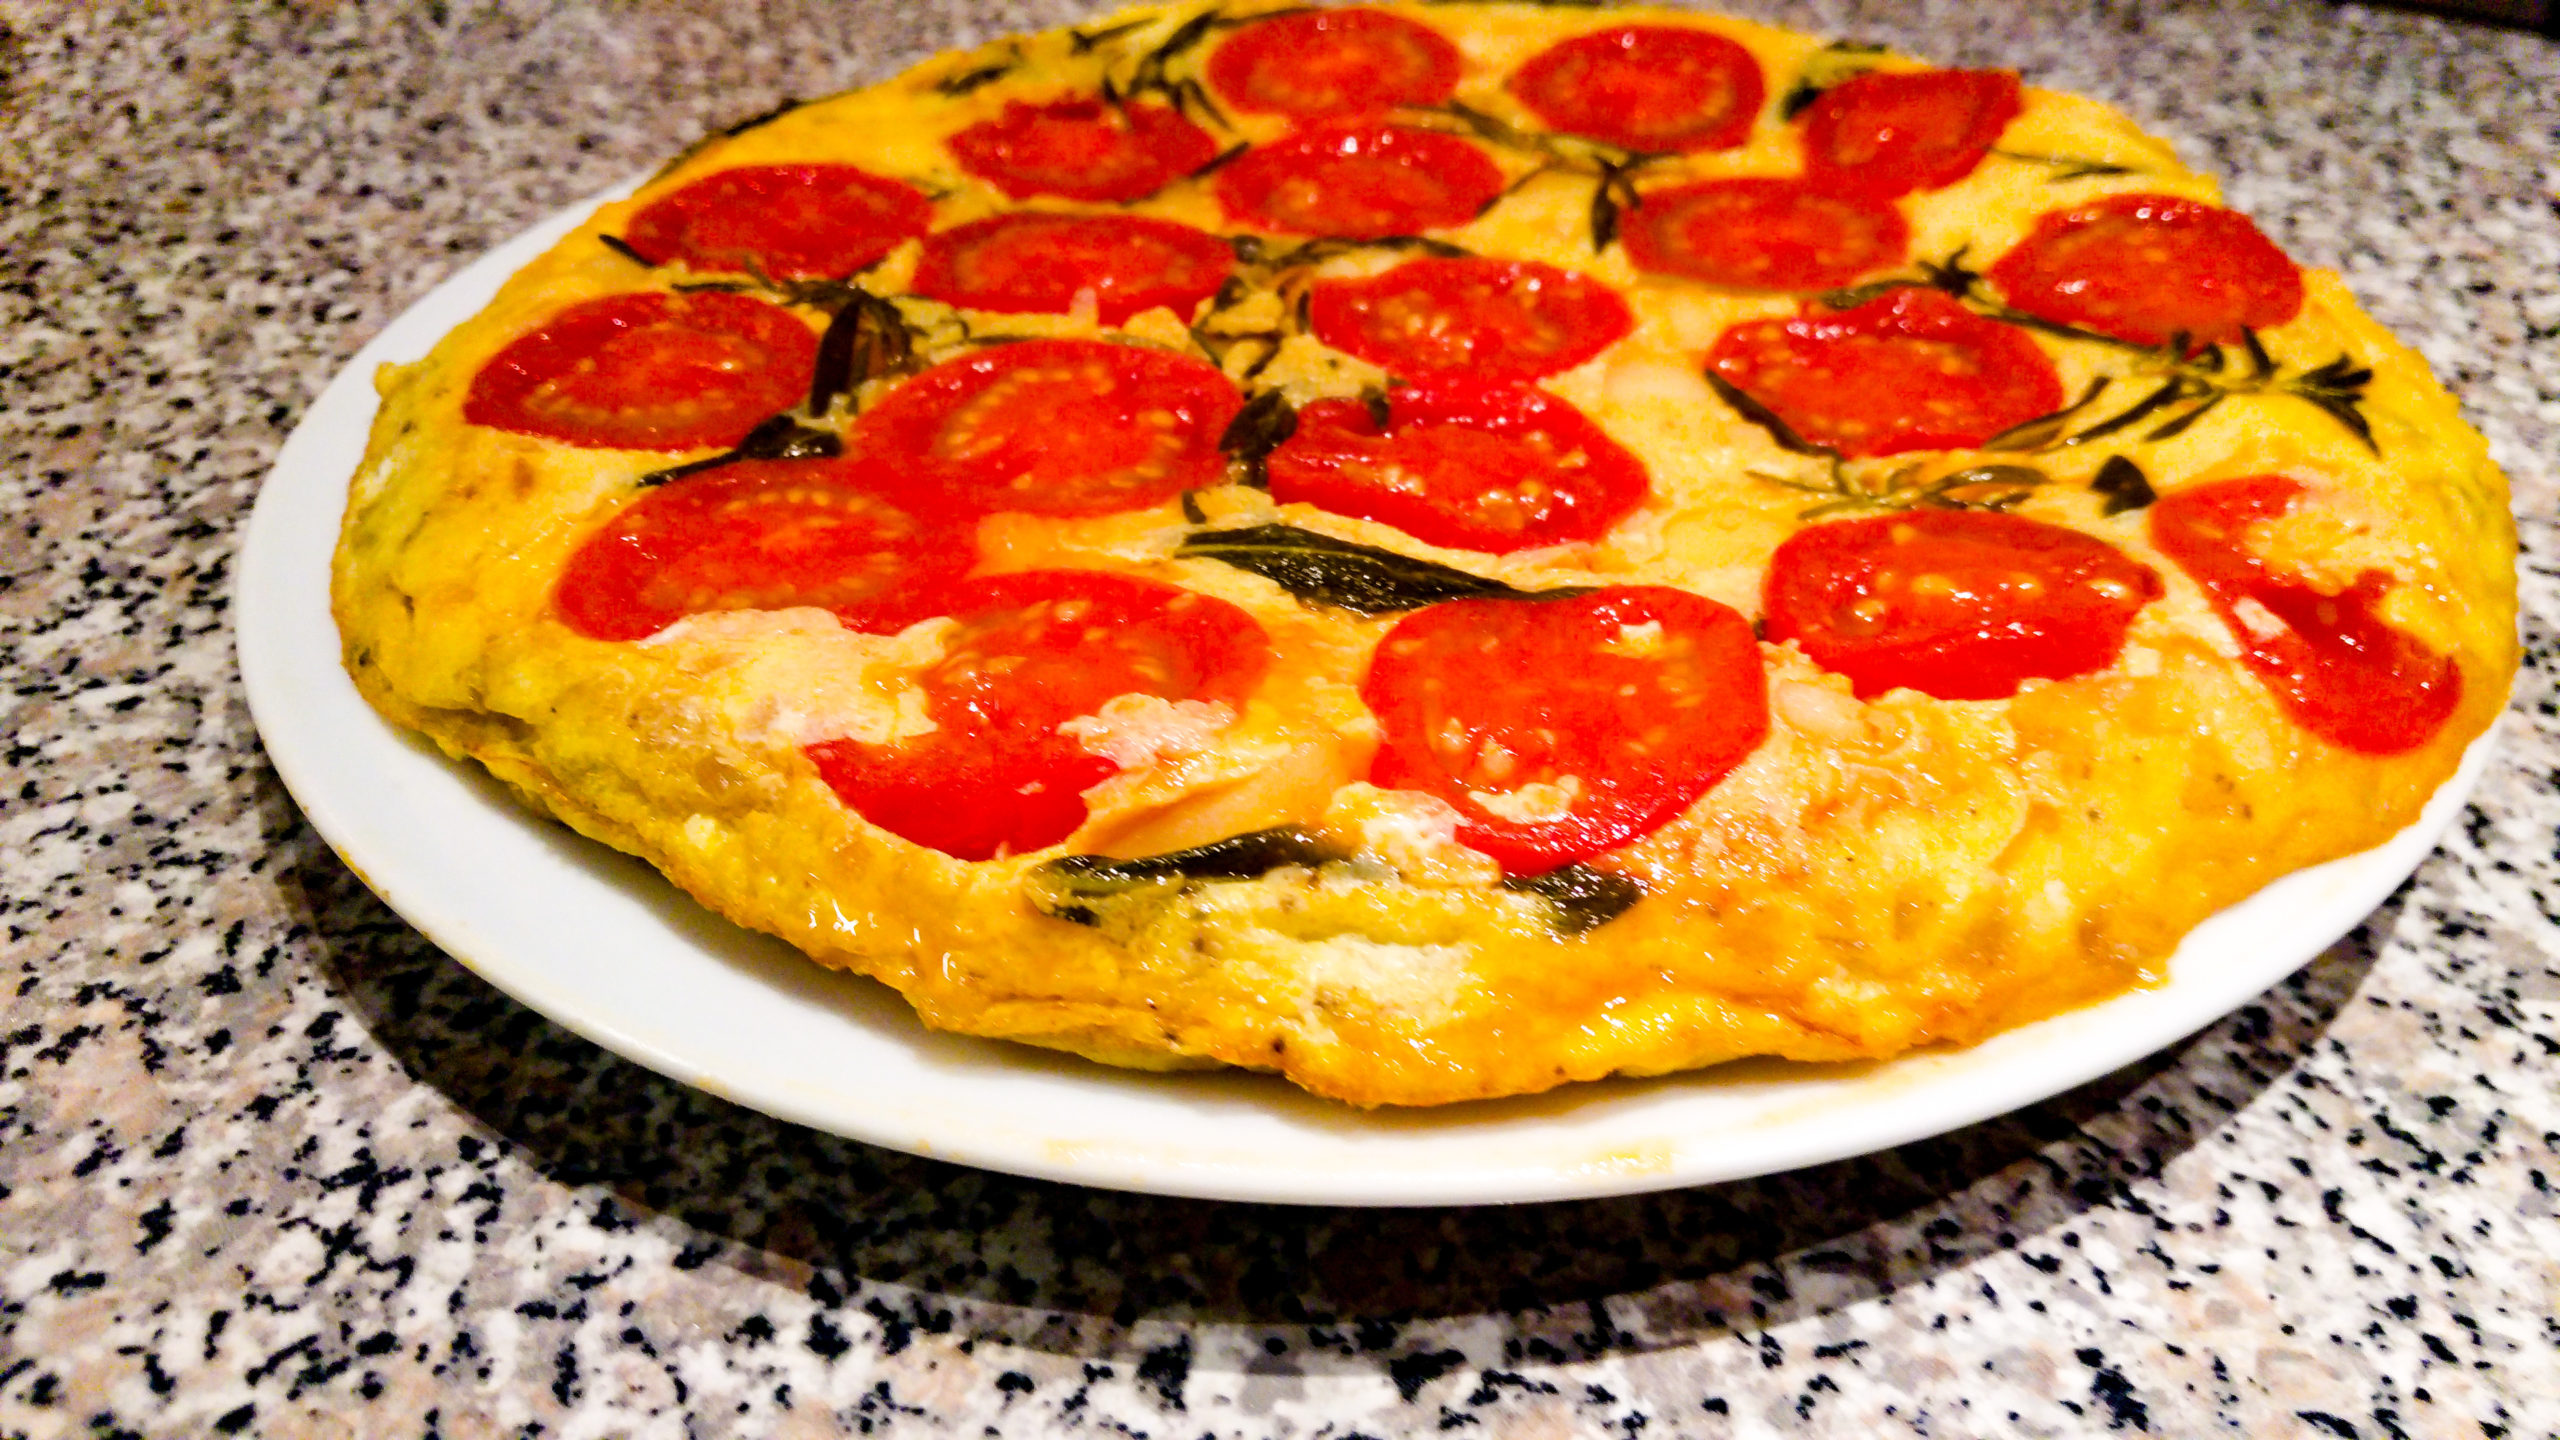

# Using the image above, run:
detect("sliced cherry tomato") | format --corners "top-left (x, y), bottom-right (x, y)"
top-left (1206, 8), bottom-right (1461, 119)
top-left (1800, 68), bottom-right (2020, 199)
top-left (1364, 586), bottom-right (1768, 872)
top-left (1267, 378), bottom-right (1649, 553)
top-left (1763, 510), bottom-right (2162, 700)
top-left (1213, 122), bottom-right (1504, 239)
top-left (620, 165), bottom-right (933, 280)
top-left (1705, 288), bottom-right (2064, 458)
top-left (1985, 193), bottom-right (2306, 349)
top-left (847, 337), bottom-right (1240, 517)
top-left (553, 456), bottom-right (969, 642)
top-left (947, 97), bottom-right (1221, 203)
top-left (805, 571), bottom-right (1272, 860)
top-left (1307, 257), bottom-right (1633, 380)
top-left (1618, 177), bottom-right (1907, 292)
top-left (1509, 26), bottom-right (1765, 153)
top-left (910, 211), bottom-right (1234, 326)
top-left (2149, 475), bottom-right (2460, 754)
top-left (463, 292), bottom-right (818, 451)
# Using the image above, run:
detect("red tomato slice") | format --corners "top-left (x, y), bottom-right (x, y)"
top-left (1509, 26), bottom-right (1765, 153)
top-left (1618, 177), bottom-right (1908, 292)
top-left (806, 571), bottom-right (1273, 860)
top-left (463, 292), bottom-right (818, 451)
top-left (620, 165), bottom-right (933, 280)
top-left (1763, 510), bottom-right (2162, 700)
top-left (1801, 68), bottom-right (2020, 199)
top-left (1307, 257), bottom-right (1633, 380)
top-left (1985, 193), bottom-right (2306, 349)
top-left (947, 97), bottom-right (1221, 203)
top-left (1705, 288), bottom-right (2064, 458)
top-left (1364, 586), bottom-right (1768, 872)
top-left (847, 337), bottom-right (1241, 517)
top-left (2149, 476), bottom-right (2460, 754)
top-left (1267, 378), bottom-right (1649, 553)
top-left (1206, 8), bottom-right (1461, 119)
top-left (909, 211), bottom-right (1234, 326)
top-left (553, 456), bottom-right (970, 642)
top-left (1213, 122), bottom-right (1504, 239)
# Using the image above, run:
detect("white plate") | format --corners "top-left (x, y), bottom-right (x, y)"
top-left (236, 190), bottom-right (2493, 1207)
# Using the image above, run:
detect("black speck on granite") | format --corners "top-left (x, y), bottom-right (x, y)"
top-left (3, 1), bottom-right (2556, 1435)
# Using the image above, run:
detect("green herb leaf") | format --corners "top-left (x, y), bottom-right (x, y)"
top-left (1218, 390), bottom-right (1298, 488)
top-left (637, 414), bottom-right (842, 488)
top-left (598, 233), bottom-right (653, 267)
top-left (1028, 827), bottom-right (1346, 924)
top-left (1778, 41), bottom-right (1887, 120)
top-left (1981, 375), bottom-right (2114, 452)
top-left (1069, 16), bottom-right (1150, 52)
top-left (1500, 864), bottom-right (1645, 936)
top-left (1706, 372), bottom-right (1835, 457)
top-left (1992, 148), bottom-right (2142, 183)
top-left (2090, 455), bottom-right (2156, 515)
top-left (1178, 524), bottom-right (1561, 614)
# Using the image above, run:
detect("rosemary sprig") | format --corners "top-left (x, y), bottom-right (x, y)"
top-left (1400, 99), bottom-right (1670, 251)
top-left (1753, 458), bottom-right (2048, 519)
top-left (1992, 148), bottom-right (2143, 183)
top-left (1186, 234), bottom-right (1473, 378)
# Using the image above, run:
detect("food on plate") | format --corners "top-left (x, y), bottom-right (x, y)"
top-left (333, 2), bottom-right (2515, 1106)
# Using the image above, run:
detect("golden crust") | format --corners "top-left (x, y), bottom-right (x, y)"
top-left (333, 2), bottom-right (2516, 1107)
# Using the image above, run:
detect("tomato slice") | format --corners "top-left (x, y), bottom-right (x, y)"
top-left (909, 211), bottom-right (1234, 326)
top-left (1618, 177), bottom-right (1907, 292)
top-left (1213, 122), bottom-right (1504, 239)
top-left (620, 165), bottom-right (933, 280)
top-left (1206, 8), bottom-right (1461, 119)
top-left (1364, 587), bottom-right (1768, 872)
top-left (1705, 288), bottom-right (2064, 458)
top-left (1763, 510), bottom-right (2162, 701)
top-left (1267, 378), bottom-right (1649, 553)
top-left (1307, 257), bottom-right (1633, 380)
top-left (805, 571), bottom-right (1273, 860)
top-left (553, 456), bottom-right (970, 642)
top-left (1508, 26), bottom-right (1765, 153)
top-left (1985, 193), bottom-right (2306, 349)
top-left (1800, 68), bottom-right (2020, 199)
top-left (947, 97), bottom-right (1221, 203)
top-left (847, 337), bottom-right (1241, 517)
top-left (2149, 476), bottom-right (2459, 754)
top-left (464, 292), bottom-right (818, 451)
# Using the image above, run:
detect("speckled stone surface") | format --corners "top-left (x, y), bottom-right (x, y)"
top-left (4, 0), bottom-right (2557, 1435)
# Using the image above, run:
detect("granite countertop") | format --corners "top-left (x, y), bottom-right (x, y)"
top-left (5, 0), bottom-right (2557, 1434)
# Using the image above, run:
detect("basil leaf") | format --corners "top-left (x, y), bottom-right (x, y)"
top-left (1218, 390), bottom-right (1297, 488)
top-left (1178, 524), bottom-right (1562, 615)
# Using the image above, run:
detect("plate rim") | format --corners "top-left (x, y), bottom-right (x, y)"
top-left (234, 185), bottom-right (2494, 1207)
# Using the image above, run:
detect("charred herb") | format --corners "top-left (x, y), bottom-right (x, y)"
top-left (2089, 454), bottom-right (2156, 516)
top-left (1706, 372), bottom-right (1832, 458)
top-left (808, 291), bottom-right (925, 418)
top-left (636, 414), bottom-right (842, 488)
top-left (1753, 457), bottom-right (2047, 519)
top-left (1218, 390), bottom-right (1298, 488)
top-left (1178, 524), bottom-right (1568, 614)
top-left (1028, 827), bottom-right (1346, 924)
top-left (1992, 148), bottom-right (2142, 183)
top-left (1501, 864), bottom-right (1645, 936)
top-left (1189, 235), bottom-right (1472, 378)
top-left (1069, 17), bottom-right (1151, 52)
top-left (1778, 40), bottom-right (1887, 120)
top-left (598, 233), bottom-right (653, 267)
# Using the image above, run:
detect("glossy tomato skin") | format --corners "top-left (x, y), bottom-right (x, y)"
top-left (464, 292), bottom-right (818, 451)
top-left (947, 98), bottom-right (1220, 203)
top-left (1365, 586), bottom-right (1768, 873)
top-left (1619, 177), bottom-right (1908, 292)
top-left (910, 211), bottom-right (1234, 326)
top-left (1706, 288), bottom-right (2064, 458)
top-left (805, 571), bottom-right (1272, 860)
top-left (2149, 476), bottom-right (2460, 754)
top-left (1986, 193), bottom-right (2305, 349)
top-left (848, 338), bottom-right (1241, 518)
top-left (553, 456), bottom-right (971, 642)
top-left (1763, 510), bottom-right (2162, 701)
top-left (620, 164), bottom-right (933, 280)
top-left (1307, 257), bottom-right (1633, 381)
top-left (1213, 122), bottom-right (1504, 239)
top-left (1267, 378), bottom-right (1649, 553)
top-left (1801, 68), bottom-right (2020, 199)
top-left (1509, 25), bottom-right (1765, 153)
top-left (1206, 7), bottom-right (1461, 119)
